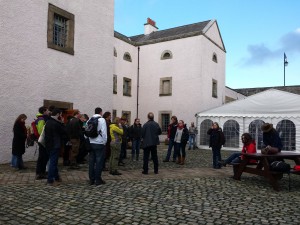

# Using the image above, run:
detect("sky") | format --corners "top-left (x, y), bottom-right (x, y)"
top-left (114, 0), bottom-right (300, 89)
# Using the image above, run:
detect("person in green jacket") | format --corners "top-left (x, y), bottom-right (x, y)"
top-left (109, 117), bottom-right (123, 175)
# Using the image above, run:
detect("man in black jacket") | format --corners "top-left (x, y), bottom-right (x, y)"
top-left (141, 112), bottom-right (162, 175)
top-left (45, 108), bottom-right (68, 186)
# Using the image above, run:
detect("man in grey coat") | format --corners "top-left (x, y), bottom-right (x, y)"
top-left (141, 112), bottom-right (162, 174)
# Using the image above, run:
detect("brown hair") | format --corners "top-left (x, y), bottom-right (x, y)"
top-left (14, 114), bottom-right (27, 126)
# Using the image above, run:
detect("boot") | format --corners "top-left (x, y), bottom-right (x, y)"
top-left (180, 157), bottom-right (185, 165)
top-left (176, 156), bottom-right (182, 164)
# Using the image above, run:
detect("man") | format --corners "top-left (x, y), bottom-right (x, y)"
top-left (45, 108), bottom-right (67, 186)
top-left (66, 110), bottom-right (83, 169)
top-left (188, 122), bottom-right (197, 150)
top-left (163, 116), bottom-right (178, 162)
top-left (129, 118), bottom-right (142, 161)
top-left (88, 107), bottom-right (107, 186)
top-left (141, 112), bottom-right (162, 175)
top-left (35, 106), bottom-right (50, 180)
top-left (261, 123), bottom-right (283, 154)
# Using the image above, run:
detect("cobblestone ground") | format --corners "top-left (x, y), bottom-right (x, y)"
top-left (1, 147), bottom-right (300, 225)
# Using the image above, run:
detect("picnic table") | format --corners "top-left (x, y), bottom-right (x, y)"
top-left (233, 152), bottom-right (300, 191)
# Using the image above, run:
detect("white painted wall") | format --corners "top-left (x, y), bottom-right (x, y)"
top-left (113, 38), bottom-right (138, 123)
top-left (0, 0), bottom-right (114, 163)
top-left (138, 35), bottom-right (226, 129)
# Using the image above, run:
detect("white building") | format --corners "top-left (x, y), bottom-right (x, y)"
top-left (0, 1), bottom-right (114, 163)
top-left (113, 18), bottom-right (230, 136)
top-left (0, 2), bottom-right (240, 163)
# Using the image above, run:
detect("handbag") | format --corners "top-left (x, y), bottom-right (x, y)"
top-left (38, 126), bottom-right (46, 147)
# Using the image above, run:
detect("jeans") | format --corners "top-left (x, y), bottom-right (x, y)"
top-left (212, 146), bottom-right (222, 168)
top-left (224, 152), bottom-right (241, 164)
top-left (175, 142), bottom-right (187, 158)
top-left (143, 145), bottom-right (158, 173)
top-left (188, 135), bottom-right (196, 149)
top-left (47, 148), bottom-right (60, 183)
top-left (15, 155), bottom-right (24, 169)
top-left (132, 139), bottom-right (141, 160)
top-left (165, 138), bottom-right (176, 161)
top-left (89, 143), bottom-right (105, 184)
top-left (11, 154), bottom-right (17, 168)
top-left (36, 143), bottom-right (49, 175)
top-left (119, 141), bottom-right (127, 162)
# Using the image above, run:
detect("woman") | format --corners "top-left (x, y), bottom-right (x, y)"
top-left (207, 122), bottom-right (223, 169)
top-left (109, 117), bottom-right (123, 175)
top-left (129, 118), bottom-right (142, 161)
top-left (174, 120), bottom-right (189, 165)
top-left (219, 133), bottom-right (256, 166)
top-left (12, 114), bottom-right (28, 170)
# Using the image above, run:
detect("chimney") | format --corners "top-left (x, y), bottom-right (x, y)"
top-left (144, 18), bottom-right (158, 35)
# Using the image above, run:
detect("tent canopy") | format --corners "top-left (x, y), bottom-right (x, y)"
top-left (197, 89), bottom-right (300, 118)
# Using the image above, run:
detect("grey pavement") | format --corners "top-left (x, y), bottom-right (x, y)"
top-left (1, 147), bottom-right (300, 225)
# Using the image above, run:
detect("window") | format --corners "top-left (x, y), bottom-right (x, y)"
top-left (200, 119), bottom-right (213, 145)
top-left (223, 120), bottom-right (240, 148)
top-left (112, 110), bottom-right (117, 122)
top-left (114, 48), bottom-right (117, 57)
top-left (249, 120), bottom-right (265, 150)
top-left (276, 120), bottom-right (296, 151)
top-left (212, 79), bottom-right (218, 98)
top-left (113, 75), bottom-right (117, 94)
top-left (212, 53), bottom-right (218, 63)
top-left (159, 77), bottom-right (172, 96)
top-left (123, 77), bottom-right (132, 96)
top-left (161, 50), bottom-right (173, 60)
top-left (47, 4), bottom-right (74, 55)
top-left (123, 52), bottom-right (132, 62)
top-left (162, 114), bottom-right (170, 133)
top-left (121, 111), bottom-right (131, 125)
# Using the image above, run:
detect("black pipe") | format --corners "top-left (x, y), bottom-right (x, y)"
top-left (137, 46), bottom-right (140, 118)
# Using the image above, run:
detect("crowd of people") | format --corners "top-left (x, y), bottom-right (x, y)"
top-left (12, 107), bottom-right (198, 186)
top-left (12, 106), bottom-right (283, 185)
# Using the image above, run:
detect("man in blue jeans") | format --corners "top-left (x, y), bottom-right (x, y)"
top-left (88, 107), bottom-right (107, 186)
top-left (163, 116), bottom-right (178, 162)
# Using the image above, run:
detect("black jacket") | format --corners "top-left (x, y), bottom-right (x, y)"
top-left (142, 120), bottom-right (162, 148)
top-left (66, 117), bottom-right (83, 139)
top-left (45, 117), bottom-right (67, 150)
top-left (129, 123), bottom-right (142, 140)
top-left (12, 121), bottom-right (27, 156)
top-left (207, 128), bottom-right (222, 148)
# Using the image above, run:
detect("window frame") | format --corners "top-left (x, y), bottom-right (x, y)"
top-left (123, 77), bottom-right (132, 97)
top-left (159, 111), bottom-right (172, 134)
top-left (159, 77), bottom-right (172, 96)
top-left (161, 50), bottom-right (173, 60)
top-left (212, 79), bottom-right (218, 98)
top-left (212, 53), bottom-right (218, 63)
top-left (47, 4), bottom-right (75, 55)
top-left (123, 52), bottom-right (132, 62)
top-left (113, 75), bottom-right (117, 94)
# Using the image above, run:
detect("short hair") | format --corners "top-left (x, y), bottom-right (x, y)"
top-left (52, 108), bottom-right (62, 116)
top-left (73, 110), bottom-right (80, 116)
top-left (113, 117), bottom-right (120, 124)
top-left (95, 107), bottom-right (102, 114)
top-left (103, 111), bottom-right (111, 119)
top-left (148, 112), bottom-right (154, 120)
top-left (38, 106), bottom-right (48, 114)
top-left (171, 115), bottom-right (178, 123)
top-left (48, 105), bottom-right (55, 112)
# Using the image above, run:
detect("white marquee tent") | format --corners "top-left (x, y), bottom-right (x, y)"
top-left (196, 89), bottom-right (300, 152)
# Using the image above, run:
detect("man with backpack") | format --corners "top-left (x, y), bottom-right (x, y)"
top-left (35, 106), bottom-right (50, 180)
top-left (86, 107), bottom-right (107, 186)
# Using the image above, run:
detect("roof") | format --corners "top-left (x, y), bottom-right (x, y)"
top-left (196, 89), bottom-right (300, 118)
top-left (114, 19), bottom-right (225, 50)
top-left (129, 20), bottom-right (211, 43)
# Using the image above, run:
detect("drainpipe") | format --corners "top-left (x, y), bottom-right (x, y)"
top-left (137, 46), bottom-right (140, 118)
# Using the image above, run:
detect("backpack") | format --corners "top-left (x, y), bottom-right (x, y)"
top-left (220, 131), bottom-right (226, 145)
top-left (270, 161), bottom-right (291, 173)
top-left (31, 121), bottom-right (40, 140)
top-left (85, 116), bottom-right (101, 138)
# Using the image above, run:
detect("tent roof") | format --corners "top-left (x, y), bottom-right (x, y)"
top-left (197, 89), bottom-right (300, 118)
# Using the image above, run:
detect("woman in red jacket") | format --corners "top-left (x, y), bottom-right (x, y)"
top-left (219, 133), bottom-right (256, 167)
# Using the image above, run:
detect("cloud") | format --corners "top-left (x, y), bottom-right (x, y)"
top-left (243, 29), bottom-right (300, 66)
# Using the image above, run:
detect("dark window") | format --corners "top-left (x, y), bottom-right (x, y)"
top-left (223, 120), bottom-right (239, 148)
top-left (200, 119), bottom-right (213, 145)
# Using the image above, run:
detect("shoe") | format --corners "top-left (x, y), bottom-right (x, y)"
top-left (154, 171), bottom-right (158, 174)
top-left (172, 159), bottom-right (176, 162)
top-left (118, 162), bottom-right (125, 166)
top-left (47, 181), bottom-right (60, 186)
top-left (95, 179), bottom-right (106, 186)
top-left (218, 160), bottom-right (227, 167)
top-left (36, 174), bottom-right (47, 180)
top-left (89, 180), bottom-right (95, 185)
top-left (163, 159), bottom-right (169, 162)
top-left (110, 171), bottom-right (122, 175)
top-left (142, 171), bottom-right (148, 175)
top-left (55, 177), bottom-right (62, 182)
top-left (188, 147), bottom-right (191, 150)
